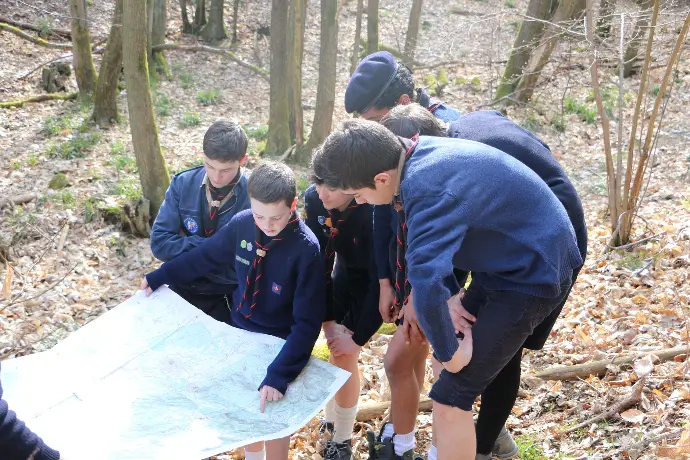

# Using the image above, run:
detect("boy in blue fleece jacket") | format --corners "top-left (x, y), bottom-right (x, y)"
top-left (345, 51), bottom-right (463, 460)
top-left (311, 120), bottom-right (582, 460)
top-left (150, 119), bottom-right (251, 323)
top-left (304, 183), bottom-right (383, 460)
top-left (381, 104), bottom-right (588, 459)
top-left (142, 162), bottom-right (325, 460)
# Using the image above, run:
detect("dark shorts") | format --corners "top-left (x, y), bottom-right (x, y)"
top-left (331, 282), bottom-right (365, 333)
top-left (170, 285), bottom-right (233, 324)
top-left (429, 276), bottom-right (573, 411)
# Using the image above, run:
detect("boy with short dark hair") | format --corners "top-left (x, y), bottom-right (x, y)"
top-left (303, 179), bottom-right (383, 460)
top-left (311, 120), bottom-right (582, 460)
top-left (381, 104), bottom-right (588, 459)
top-left (150, 119), bottom-right (251, 323)
top-left (142, 161), bottom-right (325, 460)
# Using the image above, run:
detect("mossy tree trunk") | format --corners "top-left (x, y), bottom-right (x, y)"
top-left (266, 0), bottom-right (291, 156)
top-left (150, 0), bottom-right (169, 75)
top-left (624, 0), bottom-right (653, 77)
top-left (123, 0), bottom-right (170, 217)
top-left (367, 0), bottom-right (379, 54)
top-left (180, 0), bottom-right (194, 33)
top-left (194, 0), bottom-right (207, 32)
top-left (231, 0), bottom-right (240, 43)
top-left (350, 0), bottom-right (364, 74)
top-left (403, 0), bottom-right (423, 65)
top-left (93, 0), bottom-right (124, 127)
top-left (495, 0), bottom-right (553, 101)
top-left (288, 0), bottom-right (306, 145)
top-left (294, 0), bottom-right (339, 164)
top-left (201, 0), bottom-right (228, 42)
top-left (69, 0), bottom-right (97, 97)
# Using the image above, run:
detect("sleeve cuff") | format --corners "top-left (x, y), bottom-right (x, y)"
top-left (146, 269), bottom-right (166, 291)
top-left (259, 374), bottom-right (289, 396)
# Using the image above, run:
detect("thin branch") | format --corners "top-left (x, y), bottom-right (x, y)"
top-left (17, 44), bottom-right (106, 81)
top-left (0, 15), bottom-right (72, 39)
top-left (606, 231), bottom-right (665, 251)
top-left (615, 13), bottom-right (625, 217)
top-left (15, 0), bottom-right (97, 24)
top-left (0, 92), bottom-right (78, 109)
top-left (0, 22), bottom-right (72, 49)
top-left (151, 43), bottom-right (270, 83)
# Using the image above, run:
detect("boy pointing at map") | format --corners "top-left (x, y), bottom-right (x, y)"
top-left (142, 161), bottom-right (326, 460)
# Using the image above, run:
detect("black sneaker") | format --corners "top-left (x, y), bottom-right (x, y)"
top-left (324, 439), bottom-right (354, 460)
top-left (366, 422), bottom-right (394, 460)
top-left (318, 419), bottom-right (335, 456)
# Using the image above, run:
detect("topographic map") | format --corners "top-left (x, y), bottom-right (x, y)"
top-left (2, 287), bottom-right (350, 459)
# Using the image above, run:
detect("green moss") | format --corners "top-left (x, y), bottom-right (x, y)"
top-left (48, 172), bottom-right (70, 189)
top-left (377, 323), bottom-right (397, 335)
top-left (312, 343), bottom-right (330, 362)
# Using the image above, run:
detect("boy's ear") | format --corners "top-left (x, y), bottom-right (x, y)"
top-left (373, 172), bottom-right (393, 186)
top-left (290, 197), bottom-right (298, 212)
top-left (239, 154), bottom-right (249, 166)
top-left (398, 94), bottom-right (411, 105)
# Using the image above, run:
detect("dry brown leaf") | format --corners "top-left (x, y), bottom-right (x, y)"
top-left (634, 355), bottom-right (655, 378)
top-left (620, 409), bottom-right (646, 424)
top-left (2, 262), bottom-right (13, 299)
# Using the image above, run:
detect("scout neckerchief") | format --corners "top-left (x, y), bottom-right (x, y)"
top-left (201, 170), bottom-right (241, 237)
top-left (237, 212), bottom-right (300, 318)
top-left (393, 134), bottom-right (419, 310)
top-left (324, 200), bottom-right (359, 285)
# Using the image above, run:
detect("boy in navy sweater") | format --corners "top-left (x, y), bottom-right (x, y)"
top-left (150, 119), bottom-right (251, 323)
top-left (304, 183), bottom-right (383, 460)
top-left (142, 162), bottom-right (325, 460)
top-left (311, 120), bottom-right (582, 460)
top-left (345, 50), bottom-right (464, 460)
top-left (381, 104), bottom-right (588, 459)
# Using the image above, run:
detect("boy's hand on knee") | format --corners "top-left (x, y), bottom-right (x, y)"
top-left (259, 385), bottom-right (284, 413)
top-left (442, 325), bottom-right (473, 373)
top-left (447, 289), bottom-right (475, 333)
top-left (399, 293), bottom-right (426, 345)
top-left (140, 277), bottom-right (153, 296)
top-left (378, 279), bottom-right (397, 322)
top-left (327, 333), bottom-right (360, 356)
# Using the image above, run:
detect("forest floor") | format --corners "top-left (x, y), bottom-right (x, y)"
top-left (1, 0), bottom-right (690, 458)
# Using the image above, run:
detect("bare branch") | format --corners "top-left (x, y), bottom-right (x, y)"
top-left (0, 22), bottom-right (72, 49)
top-left (0, 15), bottom-right (72, 39)
top-left (0, 92), bottom-right (78, 109)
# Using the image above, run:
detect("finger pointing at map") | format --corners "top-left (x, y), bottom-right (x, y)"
top-left (259, 385), bottom-right (284, 413)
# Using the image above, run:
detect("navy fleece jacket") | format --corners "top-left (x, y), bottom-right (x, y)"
top-left (146, 209), bottom-right (325, 394)
top-left (0, 363), bottom-right (60, 460)
top-left (401, 137), bottom-right (583, 362)
top-left (304, 185), bottom-right (383, 346)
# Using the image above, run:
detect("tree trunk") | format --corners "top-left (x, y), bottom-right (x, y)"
top-left (624, 0), bottom-right (652, 78)
top-left (403, 0), bottom-right (423, 65)
top-left (123, 0), bottom-right (170, 217)
top-left (69, 0), bottom-right (97, 97)
top-left (180, 0), bottom-right (194, 33)
top-left (351, 0), bottom-right (364, 74)
top-left (266, 0), bottom-right (291, 156)
top-left (516, 0), bottom-right (586, 102)
top-left (201, 0), bottom-right (228, 42)
top-left (288, 0), bottom-right (306, 146)
top-left (495, 0), bottom-right (553, 101)
top-left (231, 0), bottom-right (240, 43)
top-left (93, 0), bottom-right (124, 127)
top-left (194, 0), bottom-right (207, 32)
top-left (596, 0), bottom-right (616, 38)
top-left (150, 0), bottom-right (169, 75)
top-left (294, 0), bottom-right (339, 164)
top-left (367, 0), bottom-right (379, 54)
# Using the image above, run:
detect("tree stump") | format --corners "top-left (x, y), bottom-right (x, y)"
top-left (122, 198), bottom-right (152, 237)
top-left (41, 62), bottom-right (71, 93)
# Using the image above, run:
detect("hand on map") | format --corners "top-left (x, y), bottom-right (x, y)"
top-left (259, 385), bottom-right (283, 413)
top-left (140, 277), bottom-right (153, 296)
top-left (327, 333), bottom-right (360, 356)
top-left (378, 280), bottom-right (398, 323)
top-left (442, 326), bottom-right (473, 373)
top-left (398, 290), bottom-right (426, 345)
top-left (447, 289), bottom-right (476, 333)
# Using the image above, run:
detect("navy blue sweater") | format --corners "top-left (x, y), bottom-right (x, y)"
top-left (304, 185), bottom-right (382, 346)
top-left (0, 363), bottom-right (60, 460)
top-left (146, 209), bottom-right (325, 394)
top-left (401, 137), bottom-right (583, 362)
top-left (373, 110), bottom-right (588, 281)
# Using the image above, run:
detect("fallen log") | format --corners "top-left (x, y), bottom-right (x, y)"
top-left (0, 92), bottom-right (78, 109)
top-left (0, 194), bottom-right (37, 209)
top-left (0, 23), bottom-right (72, 50)
top-left (356, 397), bottom-right (433, 422)
top-left (535, 346), bottom-right (690, 381)
top-left (0, 15), bottom-right (72, 39)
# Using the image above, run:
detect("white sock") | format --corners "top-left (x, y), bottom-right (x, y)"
top-left (393, 431), bottom-right (416, 456)
top-left (428, 444), bottom-right (438, 460)
top-left (244, 448), bottom-right (266, 460)
top-left (324, 398), bottom-right (336, 424)
top-left (333, 401), bottom-right (357, 443)
top-left (382, 422), bottom-right (395, 440)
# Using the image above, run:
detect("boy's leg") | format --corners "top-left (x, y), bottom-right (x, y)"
top-left (245, 441), bottom-right (266, 460)
top-left (265, 436), bottom-right (291, 460)
top-left (433, 402), bottom-right (475, 460)
top-left (322, 352), bottom-right (359, 459)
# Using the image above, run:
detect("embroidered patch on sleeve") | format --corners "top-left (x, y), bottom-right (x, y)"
top-left (271, 282), bottom-right (282, 295)
top-left (184, 217), bottom-right (199, 234)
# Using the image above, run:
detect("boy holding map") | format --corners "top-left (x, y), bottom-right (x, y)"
top-left (142, 161), bottom-right (326, 460)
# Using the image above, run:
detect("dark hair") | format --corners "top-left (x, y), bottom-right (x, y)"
top-left (311, 119), bottom-right (403, 190)
top-left (247, 161), bottom-right (296, 207)
top-left (381, 103), bottom-right (449, 138)
top-left (202, 119), bottom-right (248, 162)
top-left (371, 64), bottom-right (415, 110)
